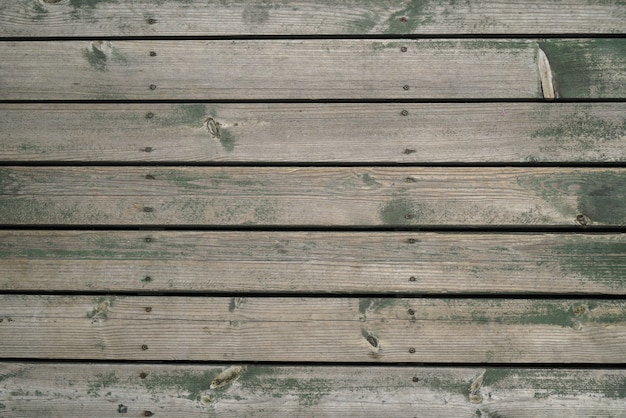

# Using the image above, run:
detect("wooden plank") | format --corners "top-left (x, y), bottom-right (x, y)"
top-left (1, 103), bottom-right (624, 163)
top-left (1, 166), bottom-right (625, 227)
top-left (0, 296), bottom-right (625, 362)
top-left (1, 363), bottom-right (626, 417)
top-left (1, 231), bottom-right (625, 295)
top-left (1, 0), bottom-right (624, 37)
top-left (0, 39), bottom-right (544, 100)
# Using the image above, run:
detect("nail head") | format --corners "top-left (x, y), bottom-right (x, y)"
top-left (408, 347), bottom-right (416, 353)
top-left (401, 109), bottom-right (409, 116)
top-left (139, 372), bottom-right (147, 379)
top-left (149, 51), bottom-right (157, 57)
top-left (408, 309), bottom-right (415, 315)
top-left (403, 85), bottom-right (410, 91)
top-left (149, 84), bottom-right (157, 90)
top-left (141, 344), bottom-right (149, 351)
top-left (409, 276), bottom-right (417, 282)
top-left (412, 376), bottom-right (419, 382)
top-left (401, 46), bottom-right (408, 52)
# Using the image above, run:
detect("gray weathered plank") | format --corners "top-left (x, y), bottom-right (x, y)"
top-left (0, 296), bottom-right (625, 362)
top-left (0, 39), bottom-right (541, 100)
top-left (1, 363), bottom-right (625, 417)
top-left (1, 231), bottom-right (624, 295)
top-left (0, 167), bottom-right (624, 226)
top-left (1, 0), bottom-right (624, 37)
top-left (1, 103), bottom-right (624, 163)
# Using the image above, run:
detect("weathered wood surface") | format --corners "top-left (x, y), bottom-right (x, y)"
top-left (1, 231), bottom-right (625, 295)
top-left (1, 0), bottom-right (624, 37)
top-left (1, 167), bottom-right (624, 226)
top-left (1, 39), bottom-right (624, 100)
top-left (1, 363), bottom-right (625, 417)
top-left (1, 296), bottom-right (625, 362)
top-left (1, 103), bottom-right (624, 163)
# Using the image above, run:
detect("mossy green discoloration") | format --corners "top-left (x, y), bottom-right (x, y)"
top-left (0, 402), bottom-right (5, 409)
top-left (538, 39), bottom-right (626, 98)
top-left (358, 298), bottom-right (397, 315)
top-left (86, 296), bottom-right (115, 322)
top-left (143, 370), bottom-right (219, 401)
top-left (555, 239), bottom-right (626, 288)
top-left (517, 302), bottom-right (578, 327)
top-left (87, 371), bottom-right (119, 397)
top-left (531, 111), bottom-right (625, 152)
top-left (158, 104), bottom-right (207, 128)
top-left (238, 366), bottom-right (331, 407)
top-left (33, 2), bottom-right (49, 20)
top-left (360, 173), bottom-right (381, 186)
top-left (380, 198), bottom-right (428, 225)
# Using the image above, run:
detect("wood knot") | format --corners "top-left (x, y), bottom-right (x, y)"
top-left (205, 117), bottom-right (221, 139)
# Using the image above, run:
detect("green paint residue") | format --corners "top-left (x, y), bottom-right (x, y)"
top-left (219, 129), bottom-right (236, 152)
top-left (531, 112), bottom-right (625, 151)
top-left (555, 239), bottom-right (626, 288)
top-left (238, 367), bottom-right (331, 407)
top-left (87, 371), bottom-right (119, 397)
top-left (539, 39), bottom-right (626, 98)
top-left (380, 198), bottom-right (426, 225)
top-left (143, 370), bottom-right (218, 401)
top-left (577, 172), bottom-right (626, 225)
top-left (82, 46), bottom-right (108, 72)
top-left (385, 0), bottom-right (434, 33)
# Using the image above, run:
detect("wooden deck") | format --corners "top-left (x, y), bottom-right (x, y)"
top-left (1, 1), bottom-right (625, 416)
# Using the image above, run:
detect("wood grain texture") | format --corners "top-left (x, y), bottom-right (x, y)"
top-left (1, 0), bottom-right (624, 37)
top-left (0, 296), bottom-right (625, 362)
top-left (1, 166), bottom-right (625, 226)
top-left (1, 231), bottom-right (625, 295)
top-left (0, 39), bottom-right (545, 100)
top-left (1, 363), bottom-right (625, 417)
top-left (1, 103), bottom-right (624, 163)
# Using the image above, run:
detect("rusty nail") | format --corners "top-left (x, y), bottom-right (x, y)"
top-left (408, 347), bottom-right (416, 353)
top-left (143, 207), bottom-right (154, 213)
top-left (149, 51), bottom-right (157, 57)
top-left (405, 213), bottom-right (414, 219)
top-left (401, 46), bottom-right (408, 52)
top-left (149, 84), bottom-right (157, 90)
top-left (143, 147), bottom-right (153, 152)
top-left (409, 276), bottom-right (417, 282)
top-left (145, 307), bottom-right (152, 312)
top-left (145, 112), bottom-right (154, 119)
top-left (139, 372), bottom-right (147, 379)
top-left (412, 376), bottom-right (419, 382)
top-left (145, 174), bottom-right (155, 180)
top-left (141, 344), bottom-right (149, 351)
top-left (403, 85), bottom-right (410, 91)
top-left (401, 109), bottom-right (409, 116)
top-left (399, 16), bottom-right (407, 22)
top-left (408, 309), bottom-right (415, 315)
top-left (143, 411), bottom-right (154, 417)
top-left (576, 214), bottom-right (589, 226)
top-left (147, 18), bottom-right (156, 24)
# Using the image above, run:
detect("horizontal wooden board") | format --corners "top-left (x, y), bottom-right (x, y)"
top-left (1, 231), bottom-right (625, 295)
top-left (0, 296), bottom-right (625, 362)
top-left (1, 103), bottom-right (624, 163)
top-left (0, 39), bottom-right (540, 100)
top-left (0, 167), bottom-right (625, 227)
top-left (1, 363), bottom-right (625, 417)
top-left (1, 0), bottom-right (624, 37)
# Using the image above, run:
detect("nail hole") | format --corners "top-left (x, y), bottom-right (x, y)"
top-left (143, 207), bottom-right (154, 213)
top-left (408, 347), bottom-right (416, 353)
top-left (145, 174), bottom-right (155, 180)
top-left (399, 16), bottom-right (407, 22)
top-left (576, 214), bottom-right (590, 226)
top-left (412, 376), bottom-right (419, 382)
top-left (143, 147), bottom-right (153, 153)
top-left (407, 238), bottom-right (417, 244)
top-left (144, 237), bottom-right (152, 243)
top-left (149, 84), bottom-right (157, 90)
top-left (149, 51), bottom-right (157, 57)
top-left (145, 112), bottom-right (154, 119)
top-left (405, 177), bottom-right (417, 183)
top-left (401, 46), bottom-right (408, 52)
top-left (404, 214), bottom-right (414, 219)
top-left (143, 276), bottom-right (152, 283)
top-left (401, 109), bottom-right (409, 116)
top-left (145, 307), bottom-right (152, 312)
top-left (139, 372), bottom-right (147, 379)
top-left (143, 412), bottom-right (154, 417)
top-left (408, 309), bottom-right (415, 315)
top-left (117, 404), bottom-right (128, 413)
top-left (141, 344), bottom-right (149, 351)
top-left (403, 148), bottom-right (416, 154)
top-left (409, 276), bottom-right (417, 282)
top-left (147, 18), bottom-right (157, 24)
top-left (403, 85), bottom-right (410, 91)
